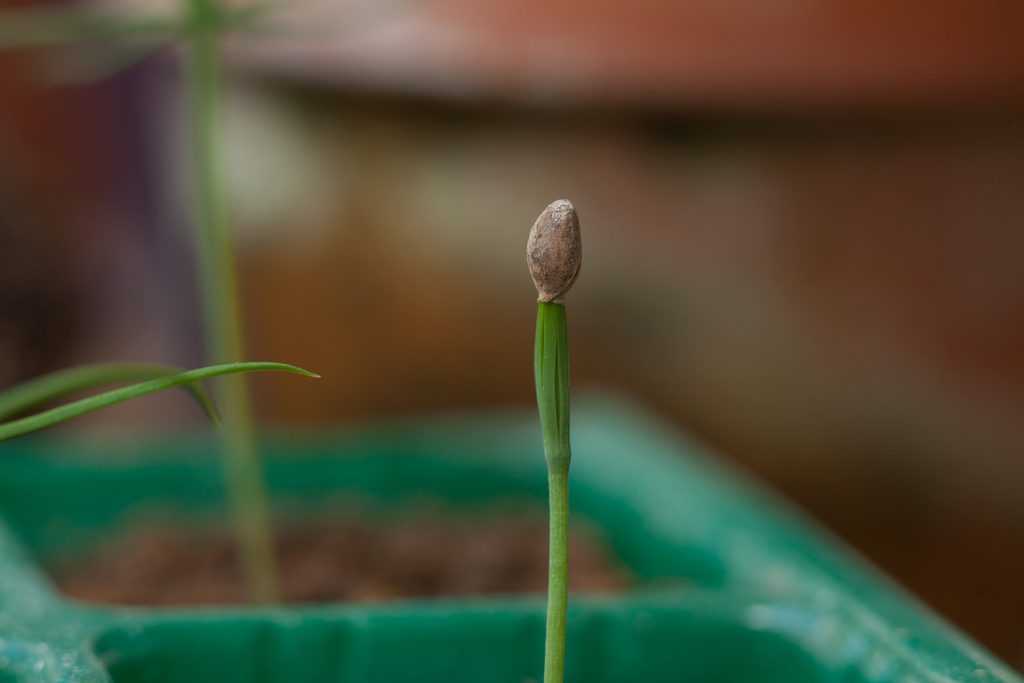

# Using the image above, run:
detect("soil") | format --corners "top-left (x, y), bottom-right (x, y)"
top-left (51, 507), bottom-right (632, 606)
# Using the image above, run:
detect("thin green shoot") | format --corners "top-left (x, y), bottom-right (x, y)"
top-left (535, 301), bottom-right (572, 683)
top-left (0, 362), bottom-right (219, 423)
top-left (0, 362), bottom-right (317, 441)
top-left (184, 0), bottom-right (279, 603)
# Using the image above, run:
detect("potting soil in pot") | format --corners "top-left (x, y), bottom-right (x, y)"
top-left (50, 507), bottom-right (634, 605)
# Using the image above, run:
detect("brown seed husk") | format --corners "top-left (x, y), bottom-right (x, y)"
top-left (527, 199), bottom-right (581, 303)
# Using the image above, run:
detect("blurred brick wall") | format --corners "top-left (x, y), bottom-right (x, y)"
top-left (224, 88), bottom-right (1024, 662)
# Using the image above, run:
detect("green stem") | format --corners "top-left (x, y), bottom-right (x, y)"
top-left (545, 466), bottom-right (570, 683)
top-left (535, 301), bottom-right (571, 683)
top-left (184, 0), bottom-right (278, 603)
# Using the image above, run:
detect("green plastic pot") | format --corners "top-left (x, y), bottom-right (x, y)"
top-left (0, 395), bottom-right (1016, 682)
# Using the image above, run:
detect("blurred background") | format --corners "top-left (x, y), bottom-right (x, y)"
top-left (2, 0), bottom-right (1024, 667)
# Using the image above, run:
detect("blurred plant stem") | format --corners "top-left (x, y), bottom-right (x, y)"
top-left (184, 0), bottom-right (279, 603)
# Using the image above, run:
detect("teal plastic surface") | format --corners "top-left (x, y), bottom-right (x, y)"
top-left (0, 396), bottom-right (1016, 682)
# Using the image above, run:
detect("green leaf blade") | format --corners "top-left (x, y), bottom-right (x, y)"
top-left (0, 361), bottom-right (318, 441)
top-left (0, 362), bottom-right (220, 423)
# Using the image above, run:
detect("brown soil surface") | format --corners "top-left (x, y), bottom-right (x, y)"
top-left (51, 509), bottom-right (632, 606)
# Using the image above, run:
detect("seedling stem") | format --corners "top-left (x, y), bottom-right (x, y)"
top-left (184, 0), bottom-right (278, 603)
top-left (537, 302), bottom-right (571, 683)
